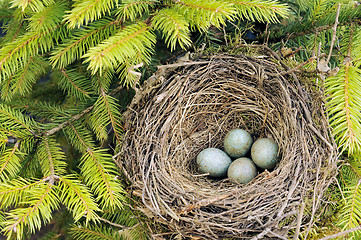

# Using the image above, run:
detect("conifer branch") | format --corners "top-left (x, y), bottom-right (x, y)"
top-left (11, 0), bottom-right (54, 12)
top-left (51, 19), bottom-right (119, 68)
top-left (83, 22), bottom-right (155, 75)
top-left (0, 23), bottom-right (66, 81)
top-left (117, 0), bottom-right (155, 21)
top-left (45, 106), bottom-right (93, 136)
top-left (175, 0), bottom-right (237, 31)
top-left (64, 0), bottom-right (118, 28)
top-left (0, 141), bottom-right (21, 181)
top-left (58, 69), bottom-right (92, 99)
top-left (80, 149), bottom-right (124, 209)
top-left (28, 2), bottom-right (67, 33)
top-left (3, 183), bottom-right (59, 239)
top-left (152, 8), bottom-right (192, 51)
top-left (232, 0), bottom-right (289, 23)
top-left (70, 225), bottom-right (115, 240)
top-left (65, 123), bottom-right (95, 152)
top-left (99, 88), bottom-right (123, 143)
top-left (58, 175), bottom-right (100, 222)
top-left (0, 104), bottom-right (37, 137)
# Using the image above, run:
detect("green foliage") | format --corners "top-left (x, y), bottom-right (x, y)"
top-left (64, 0), bottom-right (118, 28)
top-left (337, 161), bottom-right (361, 239)
top-left (0, 0), bottom-right (290, 238)
top-left (117, 0), bottom-right (155, 21)
top-left (325, 64), bottom-right (361, 154)
top-left (80, 149), bottom-right (124, 209)
top-left (232, 0), bottom-right (289, 23)
top-left (83, 22), bottom-right (156, 75)
top-left (57, 175), bottom-right (100, 222)
top-left (152, 8), bottom-right (192, 51)
top-left (1, 56), bottom-right (49, 101)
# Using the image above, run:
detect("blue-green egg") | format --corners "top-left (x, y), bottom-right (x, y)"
top-left (196, 148), bottom-right (232, 177)
top-left (224, 129), bottom-right (253, 158)
top-left (251, 138), bottom-right (279, 170)
top-left (227, 157), bottom-right (258, 184)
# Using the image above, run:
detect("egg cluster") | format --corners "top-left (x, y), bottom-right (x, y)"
top-left (196, 129), bottom-right (279, 184)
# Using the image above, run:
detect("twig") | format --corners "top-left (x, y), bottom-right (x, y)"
top-left (98, 217), bottom-right (139, 230)
top-left (308, 123), bottom-right (333, 150)
top-left (326, 3), bottom-right (341, 65)
top-left (276, 53), bottom-right (326, 76)
top-left (318, 225), bottom-right (361, 240)
top-left (285, 19), bottom-right (361, 40)
top-left (250, 228), bottom-right (271, 240)
top-left (157, 61), bottom-right (210, 70)
top-left (223, 25), bottom-right (228, 47)
top-left (293, 202), bottom-right (305, 240)
top-left (180, 188), bottom-right (239, 215)
top-left (45, 106), bottom-right (93, 136)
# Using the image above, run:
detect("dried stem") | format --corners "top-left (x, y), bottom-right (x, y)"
top-left (318, 225), bottom-right (361, 240)
top-left (119, 51), bottom-right (338, 239)
top-left (326, 3), bottom-right (341, 65)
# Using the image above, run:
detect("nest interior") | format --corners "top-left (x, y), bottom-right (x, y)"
top-left (120, 50), bottom-right (338, 239)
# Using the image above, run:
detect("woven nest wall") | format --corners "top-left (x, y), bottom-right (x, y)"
top-left (119, 49), bottom-right (338, 239)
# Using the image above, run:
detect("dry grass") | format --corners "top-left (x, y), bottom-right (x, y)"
top-left (119, 48), bottom-right (338, 239)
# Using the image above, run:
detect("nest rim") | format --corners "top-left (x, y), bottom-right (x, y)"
top-left (120, 48), bottom-right (338, 239)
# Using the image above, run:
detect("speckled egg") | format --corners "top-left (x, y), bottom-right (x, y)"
top-left (197, 148), bottom-right (232, 177)
top-left (227, 157), bottom-right (257, 184)
top-left (251, 138), bottom-right (279, 170)
top-left (224, 129), bottom-right (253, 158)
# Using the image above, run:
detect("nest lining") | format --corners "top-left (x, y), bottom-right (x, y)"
top-left (120, 51), bottom-right (338, 239)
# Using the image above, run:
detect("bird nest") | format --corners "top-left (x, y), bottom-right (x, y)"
top-left (119, 47), bottom-right (338, 239)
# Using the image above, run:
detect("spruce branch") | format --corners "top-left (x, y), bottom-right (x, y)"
top-left (0, 178), bottom-right (48, 209)
top-left (27, 2), bottom-right (67, 33)
top-left (58, 68), bottom-right (92, 99)
top-left (0, 141), bottom-right (21, 181)
top-left (0, 23), bottom-right (66, 82)
top-left (10, 0), bottom-right (54, 12)
top-left (325, 58), bottom-right (361, 154)
top-left (44, 106), bottom-right (93, 136)
top-left (83, 22), bottom-right (156, 75)
top-left (2, 183), bottom-right (59, 240)
top-left (70, 224), bottom-right (118, 240)
top-left (231, 0), bottom-right (289, 23)
top-left (337, 179), bottom-right (361, 238)
top-left (117, 0), bottom-right (156, 21)
top-left (64, 122), bottom-right (96, 152)
top-left (0, 104), bottom-right (37, 137)
top-left (37, 137), bottom-right (67, 183)
top-left (50, 19), bottom-right (119, 69)
top-left (152, 8), bottom-right (192, 51)
top-left (1, 55), bottom-right (48, 101)
top-left (99, 87), bottom-right (123, 143)
top-left (64, 0), bottom-right (118, 28)
top-left (57, 175), bottom-right (100, 223)
top-left (80, 149), bottom-right (124, 210)
top-left (284, 19), bottom-right (361, 40)
top-left (175, 0), bottom-right (237, 31)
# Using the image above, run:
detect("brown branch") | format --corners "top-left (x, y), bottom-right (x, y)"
top-left (44, 106), bottom-right (93, 136)
top-left (275, 53), bottom-right (326, 76)
top-left (318, 225), bottom-right (361, 240)
top-left (293, 202), bottom-right (305, 240)
top-left (326, 3), bottom-right (341, 65)
top-left (98, 217), bottom-right (140, 230)
top-left (286, 19), bottom-right (361, 40)
top-left (157, 61), bottom-right (210, 70)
